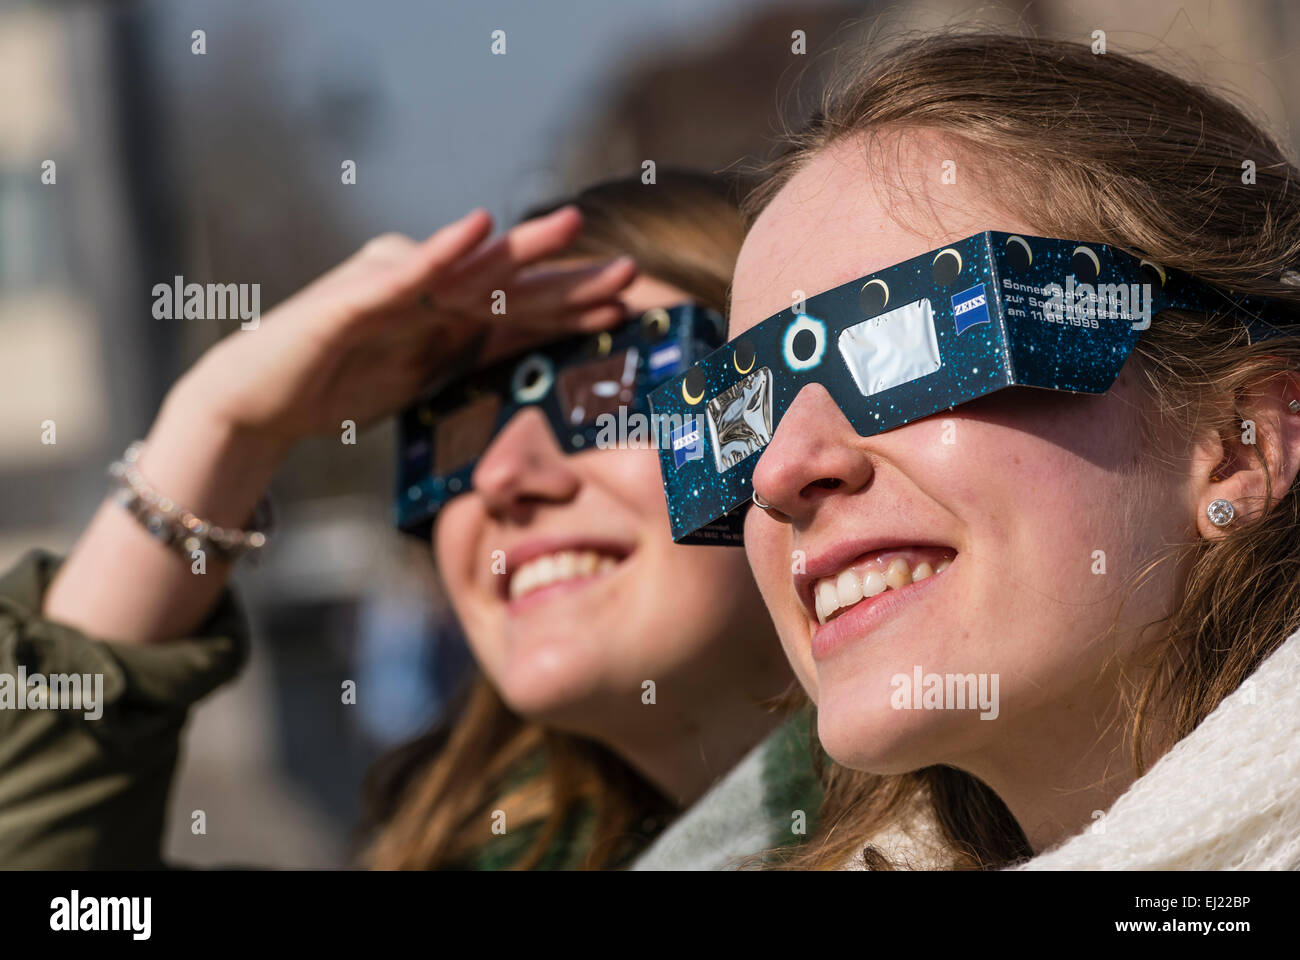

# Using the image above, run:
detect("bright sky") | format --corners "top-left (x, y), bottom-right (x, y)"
top-left (149, 0), bottom-right (822, 235)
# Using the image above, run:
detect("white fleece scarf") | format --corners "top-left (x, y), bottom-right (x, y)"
top-left (1017, 626), bottom-right (1300, 870)
top-left (845, 627), bottom-right (1300, 871)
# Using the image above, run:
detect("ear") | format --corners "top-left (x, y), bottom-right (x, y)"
top-left (1191, 372), bottom-right (1300, 540)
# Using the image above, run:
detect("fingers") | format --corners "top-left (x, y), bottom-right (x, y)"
top-left (342, 207), bottom-right (634, 351)
top-left (358, 232), bottom-right (418, 261)
top-left (495, 256), bottom-right (638, 325)
top-left (436, 206), bottom-right (586, 296)
top-left (317, 212), bottom-right (491, 345)
top-left (389, 298), bottom-right (624, 362)
top-left (566, 302), bottom-right (628, 330)
top-left (336, 210), bottom-right (492, 325)
top-left (380, 209), bottom-right (496, 305)
top-left (462, 303), bottom-right (629, 366)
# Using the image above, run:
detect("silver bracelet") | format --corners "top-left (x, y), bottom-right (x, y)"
top-left (108, 440), bottom-right (273, 562)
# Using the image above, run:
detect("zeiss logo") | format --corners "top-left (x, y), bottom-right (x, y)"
top-left (648, 343), bottom-right (683, 377)
top-left (671, 419), bottom-right (704, 468)
top-left (951, 283), bottom-right (990, 335)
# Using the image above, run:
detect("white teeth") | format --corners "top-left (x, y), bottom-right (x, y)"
top-left (861, 570), bottom-right (887, 598)
top-left (836, 569), bottom-right (863, 608)
top-left (508, 550), bottom-right (620, 601)
top-left (816, 581), bottom-right (839, 625)
top-left (514, 565), bottom-right (534, 597)
top-left (811, 554), bottom-right (954, 624)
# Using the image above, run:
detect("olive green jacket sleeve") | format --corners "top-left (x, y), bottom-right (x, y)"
top-left (0, 550), bottom-right (250, 868)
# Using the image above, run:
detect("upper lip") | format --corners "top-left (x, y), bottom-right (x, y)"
top-left (499, 535), bottom-right (635, 598)
top-left (792, 535), bottom-right (955, 618)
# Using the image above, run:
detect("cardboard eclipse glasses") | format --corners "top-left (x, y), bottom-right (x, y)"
top-left (648, 231), bottom-right (1295, 545)
top-left (394, 301), bottom-right (727, 539)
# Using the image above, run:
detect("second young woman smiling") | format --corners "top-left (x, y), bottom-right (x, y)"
top-left (433, 269), bottom-right (793, 808)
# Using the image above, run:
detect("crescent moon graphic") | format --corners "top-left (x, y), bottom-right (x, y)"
top-left (862, 278), bottom-right (889, 310)
top-left (1074, 245), bottom-right (1101, 277)
top-left (733, 350), bottom-right (755, 375)
top-left (682, 376), bottom-right (705, 405)
top-left (1007, 235), bottom-right (1032, 266)
top-left (642, 307), bottom-right (670, 337)
top-left (934, 248), bottom-right (962, 274)
top-left (1139, 259), bottom-right (1167, 287)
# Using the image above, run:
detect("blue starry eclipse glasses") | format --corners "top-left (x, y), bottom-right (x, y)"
top-left (395, 302), bottom-right (726, 538)
top-left (649, 232), bottom-right (1295, 545)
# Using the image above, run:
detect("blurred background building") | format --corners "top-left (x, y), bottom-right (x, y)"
top-left (1, 0), bottom-right (1297, 866)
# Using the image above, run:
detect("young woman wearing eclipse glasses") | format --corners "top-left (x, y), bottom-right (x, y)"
top-left (0, 172), bottom-right (819, 870)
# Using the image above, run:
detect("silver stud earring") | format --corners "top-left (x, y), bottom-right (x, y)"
top-left (1289, 399), bottom-right (1300, 413)
top-left (1207, 498), bottom-right (1235, 527)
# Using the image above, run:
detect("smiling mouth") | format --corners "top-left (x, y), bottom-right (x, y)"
top-left (506, 548), bottom-right (627, 603)
top-left (811, 549), bottom-right (955, 625)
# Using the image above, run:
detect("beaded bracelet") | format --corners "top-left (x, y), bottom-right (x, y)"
top-left (108, 440), bottom-right (273, 562)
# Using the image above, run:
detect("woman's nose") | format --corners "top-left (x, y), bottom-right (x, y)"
top-left (470, 407), bottom-right (581, 518)
top-left (749, 383), bottom-right (874, 523)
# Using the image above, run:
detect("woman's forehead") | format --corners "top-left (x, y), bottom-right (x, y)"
top-left (729, 134), bottom-right (1035, 338)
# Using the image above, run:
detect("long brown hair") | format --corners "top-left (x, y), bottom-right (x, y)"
top-left (745, 30), bottom-right (1300, 869)
top-left (361, 170), bottom-right (751, 869)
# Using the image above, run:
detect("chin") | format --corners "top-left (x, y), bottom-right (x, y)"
top-left (815, 676), bottom-right (970, 775)
top-left (490, 635), bottom-right (608, 722)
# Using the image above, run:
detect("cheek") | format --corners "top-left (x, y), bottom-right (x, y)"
top-left (432, 499), bottom-right (474, 594)
top-left (566, 452), bottom-right (776, 681)
top-left (933, 391), bottom-right (1149, 542)
top-left (924, 402), bottom-right (1169, 678)
top-left (432, 498), bottom-right (504, 667)
top-left (591, 447), bottom-right (670, 517)
top-left (744, 511), bottom-right (818, 692)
